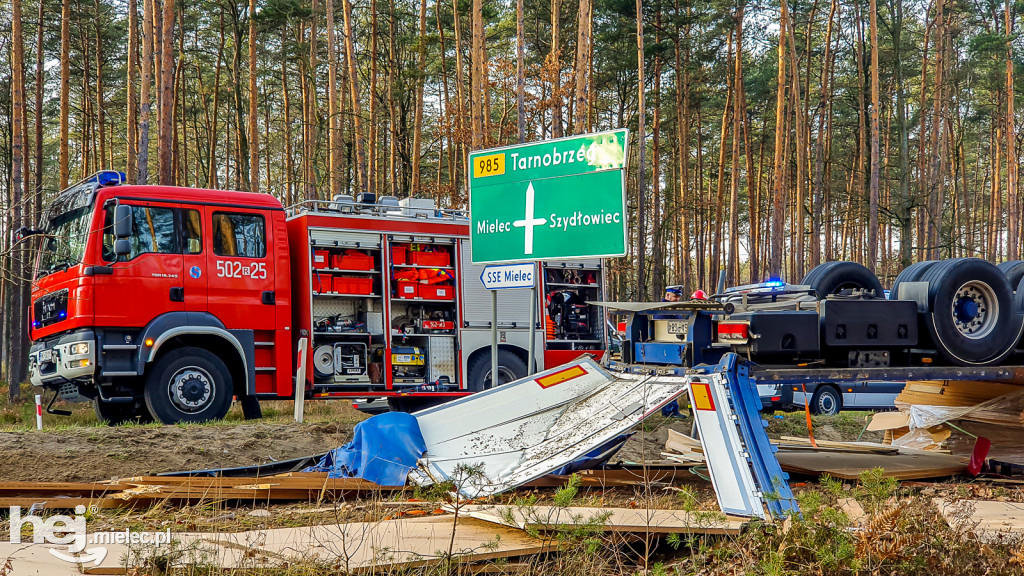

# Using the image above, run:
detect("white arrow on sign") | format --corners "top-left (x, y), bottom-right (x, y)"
top-left (480, 263), bottom-right (536, 290)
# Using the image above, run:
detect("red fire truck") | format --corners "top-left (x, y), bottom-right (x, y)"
top-left (21, 172), bottom-right (608, 424)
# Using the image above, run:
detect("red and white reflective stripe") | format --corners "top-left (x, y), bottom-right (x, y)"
top-left (34, 394), bottom-right (43, 430)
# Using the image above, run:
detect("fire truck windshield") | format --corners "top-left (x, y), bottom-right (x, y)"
top-left (36, 207), bottom-right (91, 278)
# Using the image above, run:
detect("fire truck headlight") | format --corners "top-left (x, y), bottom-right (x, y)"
top-left (70, 342), bottom-right (90, 356)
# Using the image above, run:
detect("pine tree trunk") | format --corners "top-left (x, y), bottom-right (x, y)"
top-left (1008, 1), bottom-right (1019, 259)
top-left (127, 0), bottom-right (139, 182)
top-left (158, 0), bottom-right (174, 184)
top-left (868, 0), bottom-right (881, 271)
top-left (10, 0), bottom-right (28, 399)
top-left (635, 0), bottom-right (647, 298)
top-left (784, 5), bottom-right (807, 278)
top-left (550, 0), bottom-right (562, 138)
top-left (573, 0), bottom-right (592, 134)
top-left (138, 0), bottom-right (153, 184)
top-left (412, 0), bottom-right (428, 192)
top-left (342, 0), bottom-right (368, 195)
top-left (326, 0), bottom-right (340, 198)
top-left (281, 23), bottom-right (293, 203)
top-left (769, 1), bottom-right (788, 278)
top-left (651, 6), bottom-right (663, 294)
top-left (368, 0), bottom-right (378, 196)
top-left (471, 0), bottom-right (484, 149)
top-left (728, 5), bottom-right (744, 287)
top-left (248, 0), bottom-right (259, 193)
top-left (712, 31), bottom-right (733, 286)
top-left (517, 0), bottom-right (525, 141)
top-left (59, 0), bottom-right (71, 188)
top-left (34, 0), bottom-right (44, 212)
top-left (95, 0), bottom-right (106, 169)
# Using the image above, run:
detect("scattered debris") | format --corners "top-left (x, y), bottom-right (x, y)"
top-left (409, 357), bottom-right (689, 498)
top-left (452, 504), bottom-right (747, 535)
top-left (0, 515), bottom-right (558, 575)
top-left (933, 498), bottom-right (1024, 543)
top-left (775, 449), bottom-right (966, 480)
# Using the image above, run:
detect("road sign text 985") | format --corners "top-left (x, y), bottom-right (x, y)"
top-left (473, 153), bottom-right (505, 178)
top-left (216, 261), bottom-right (267, 279)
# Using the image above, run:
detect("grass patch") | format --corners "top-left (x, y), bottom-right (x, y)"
top-left (766, 410), bottom-right (877, 441)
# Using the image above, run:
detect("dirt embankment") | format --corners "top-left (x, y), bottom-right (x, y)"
top-left (0, 420), bottom-right (359, 482)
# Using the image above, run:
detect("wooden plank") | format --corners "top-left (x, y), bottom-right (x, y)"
top-left (454, 505), bottom-right (747, 535)
top-left (0, 497), bottom-right (127, 509)
top-left (666, 429), bottom-right (703, 454)
top-left (867, 411), bottom-right (910, 431)
top-left (777, 437), bottom-right (899, 453)
top-left (776, 450), bottom-right (966, 480)
top-left (933, 498), bottom-right (1024, 543)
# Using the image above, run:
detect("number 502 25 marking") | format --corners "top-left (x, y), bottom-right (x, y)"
top-left (216, 261), bottom-right (267, 279)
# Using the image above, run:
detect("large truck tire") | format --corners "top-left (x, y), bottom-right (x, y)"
top-left (920, 258), bottom-right (1021, 366)
top-left (468, 350), bottom-right (528, 392)
top-left (998, 260), bottom-right (1024, 293)
top-left (889, 260), bottom-right (939, 300)
top-left (800, 261), bottom-right (884, 299)
top-left (93, 398), bottom-right (153, 426)
top-left (144, 347), bottom-right (234, 424)
top-left (809, 385), bottom-right (842, 416)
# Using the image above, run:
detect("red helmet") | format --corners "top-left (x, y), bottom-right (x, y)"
top-left (690, 290), bottom-right (707, 300)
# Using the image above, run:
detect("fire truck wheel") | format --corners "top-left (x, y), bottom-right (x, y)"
top-left (144, 347), bottom-right (234, 424)
top-left (921, 258), bottom-right (1020, 366)
top-left (809, 385), bottom-right (842, 416)
top-left (93, 398), bottom-right (154, 426)
top-left (800, 261), bottom-right (884, 299)
top-left (889, 260), bottom-right (939, 301)
top-left (468, 350), bottom-right (528, 392)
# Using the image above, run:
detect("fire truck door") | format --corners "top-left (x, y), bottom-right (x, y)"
top-left (180, 207), bottom-right (208, 312)
top-left (204, 207), bottom-right (276, 331)
top-left (93, 201), bottom-right (185, 327)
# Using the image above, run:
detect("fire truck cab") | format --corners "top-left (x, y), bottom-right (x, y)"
top-left (25, 172), bottom-right (609, 423)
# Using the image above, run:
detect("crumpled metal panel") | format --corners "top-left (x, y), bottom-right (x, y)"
top-left (409, 357), bottom-right (688, 498)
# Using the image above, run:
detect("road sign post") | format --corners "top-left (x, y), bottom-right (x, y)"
top-left (469, 129), bottom-right (629, 264)
top-left (481, 263), bottom-right (539, 380)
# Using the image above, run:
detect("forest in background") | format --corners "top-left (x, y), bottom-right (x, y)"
top-left (1, 0), bottom-right (1023, 387)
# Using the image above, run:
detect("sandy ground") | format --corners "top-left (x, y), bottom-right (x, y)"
top-left (0, 420), bottom-right (360, 482)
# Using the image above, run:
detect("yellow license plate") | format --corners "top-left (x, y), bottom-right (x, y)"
top-left (473, 153), bottom-right (505, 178)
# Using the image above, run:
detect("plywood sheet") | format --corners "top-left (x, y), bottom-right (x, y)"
top-left (0, 516), bottom-right (554, 575)
top-left (776, 450), bottom-right (966, 480)
top-left (454, 504), bottom-right (747, 535)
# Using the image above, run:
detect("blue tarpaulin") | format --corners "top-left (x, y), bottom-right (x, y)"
top-left (303, 412), bottom-right (426, 485)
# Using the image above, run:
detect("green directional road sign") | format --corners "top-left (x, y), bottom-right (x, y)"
top-left (468, 129), bottom-right (629, 264)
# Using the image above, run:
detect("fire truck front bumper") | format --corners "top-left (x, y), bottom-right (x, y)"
top-left (29, 330), bottom-right (97, 389)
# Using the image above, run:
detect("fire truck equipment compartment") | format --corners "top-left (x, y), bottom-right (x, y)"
top-left (334, 251), bottom-right (374, 270)
top-left (396, 281), bottom-right (418, 298)
top-left (419, 285), bottom-right (453, 300)
top-left (410, 251), bottom-right (450, 267)
top-left (313, 249), bottom-right (330, 269)
top-left (333, 277), bottom-right (373, 295)
top-left (304, 412), bottom-right (426, 485)
top-left (391, 246), bottom-right (408, 265)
